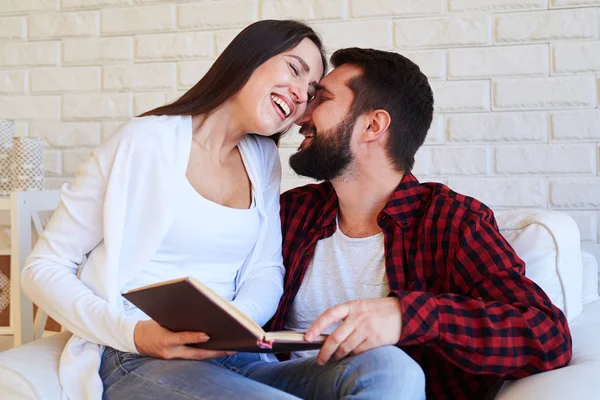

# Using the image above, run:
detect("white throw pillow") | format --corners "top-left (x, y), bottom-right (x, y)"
top-left (495, 209), bottom-right (583, 322)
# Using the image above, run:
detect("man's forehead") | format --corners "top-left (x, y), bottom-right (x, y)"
top-left (320, 64), bottom-right (362, 90)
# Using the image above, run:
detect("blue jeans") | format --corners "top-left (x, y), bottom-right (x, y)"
top-left (100, 346), bottom-right (425, 400)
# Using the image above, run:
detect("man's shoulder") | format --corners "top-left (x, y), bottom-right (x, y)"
top-left (421, 181), bottom-right (496, 225)
top-left (281, 181), bottom-right (332, 206)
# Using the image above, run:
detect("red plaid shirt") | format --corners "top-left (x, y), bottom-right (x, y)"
top-left (268, 173), bottom-right (572, 400)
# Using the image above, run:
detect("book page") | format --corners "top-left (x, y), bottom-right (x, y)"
top-left (265, 331), bottom-right (327, 343)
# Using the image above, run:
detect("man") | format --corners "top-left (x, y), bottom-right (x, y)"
top-left (265, 48), bottom-right (572, 399)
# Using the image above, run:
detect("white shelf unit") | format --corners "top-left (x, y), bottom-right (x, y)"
top-left (0, 190), bottom-right (61, 348)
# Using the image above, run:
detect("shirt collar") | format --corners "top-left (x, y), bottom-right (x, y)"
top-left (313, 173), bottom-right (425, 231)
top-left (379, 173), bottom-right (424, 228)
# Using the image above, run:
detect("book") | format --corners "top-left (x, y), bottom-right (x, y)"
top-left (122, 277), bottom-right (327, 353)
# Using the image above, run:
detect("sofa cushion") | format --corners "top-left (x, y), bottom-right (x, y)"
top-left (495, 209), bottom-right (583, 322)
top-left (0, 331), bottom-right (71, 400)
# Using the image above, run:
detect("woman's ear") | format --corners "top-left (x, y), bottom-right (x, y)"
top-left (361, 109), bottom-right (391, 143)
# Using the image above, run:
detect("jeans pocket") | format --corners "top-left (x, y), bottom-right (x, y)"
top-left (100, 347), bottom-right (123, 383)
top-left (115, 351), bottom-right (148, 374)
top-left (103, 346), bottom-right (116, 357)
top-left (119, 351), bottom-right (143, 363)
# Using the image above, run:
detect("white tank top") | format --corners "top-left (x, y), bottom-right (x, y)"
top-left (122, 178), bottom-right (260, 318)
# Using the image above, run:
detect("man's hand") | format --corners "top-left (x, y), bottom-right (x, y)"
top-left (305, 297), bottom-right (403, 365)
top-left (134, 320), bottom-right (235, 360)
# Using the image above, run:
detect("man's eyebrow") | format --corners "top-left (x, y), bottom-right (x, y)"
top-left (315, 83), bottom-right (333, 96)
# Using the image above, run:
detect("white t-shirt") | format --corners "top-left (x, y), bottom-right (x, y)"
top-left (285, 218), bottom-right (389, 358)
top-left (123, 178), bottom-right (260, 319)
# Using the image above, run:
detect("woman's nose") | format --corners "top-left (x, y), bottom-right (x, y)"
top-left (290, 84), bottom-right (308, 104)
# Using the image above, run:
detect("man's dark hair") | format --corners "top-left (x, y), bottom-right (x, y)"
top-left (330, 48), bottom-right (434, 173)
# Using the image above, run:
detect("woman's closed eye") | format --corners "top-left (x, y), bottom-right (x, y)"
top-left (289, 62), bottom-right (300, 77)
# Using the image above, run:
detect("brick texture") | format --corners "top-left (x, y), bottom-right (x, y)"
top-left (0, 0), bottom-right (598, 249)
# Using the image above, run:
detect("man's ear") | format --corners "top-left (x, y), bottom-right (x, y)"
top-left (361, 109), bottom-right (391, 143)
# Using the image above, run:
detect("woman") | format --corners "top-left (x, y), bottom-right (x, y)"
top-left (21, 20), bottom-right (326, 400)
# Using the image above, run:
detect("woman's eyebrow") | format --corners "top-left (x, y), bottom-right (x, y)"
top-left (287, 55), bottom-right (321, 93)
top-left (288, 55), bottom-right (311, 73)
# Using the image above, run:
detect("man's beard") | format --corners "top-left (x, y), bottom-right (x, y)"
top-left (289, 114), bottom-right (355, 181)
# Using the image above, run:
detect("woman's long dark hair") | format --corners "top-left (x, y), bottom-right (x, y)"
top-left (140, 20), bottom-right (327, 144)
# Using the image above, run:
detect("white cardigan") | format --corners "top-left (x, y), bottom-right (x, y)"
top-left (21, 115), bottom-right (285, 400)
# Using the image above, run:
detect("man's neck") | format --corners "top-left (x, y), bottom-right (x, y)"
top-left (332, 168), bottom-right (404, 238)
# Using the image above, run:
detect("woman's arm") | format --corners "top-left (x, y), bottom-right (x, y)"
top-left (21, 152), bottom-right (140, 352)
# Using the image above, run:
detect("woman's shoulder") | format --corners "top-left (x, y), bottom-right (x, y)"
top-left (241, 135), bottom-right (281, 181)
top-left (97, 115), bottom-right (188, 156)
top-left (108, 115), bottom-right (186, 143)
top-left (241, 134), bottom-right (279, 163)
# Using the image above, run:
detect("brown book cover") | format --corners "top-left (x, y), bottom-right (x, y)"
top-left (122, 277), bottom-right (326, 353)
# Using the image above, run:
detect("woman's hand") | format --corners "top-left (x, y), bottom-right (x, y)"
top-left (133, 320), bottom-right (235, 360)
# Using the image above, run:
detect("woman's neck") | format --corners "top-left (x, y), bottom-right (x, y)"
top-left (191, 104), bottom-right (246, 164)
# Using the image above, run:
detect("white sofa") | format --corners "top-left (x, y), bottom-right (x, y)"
top-left (0, 209), bottom-right (599, 399)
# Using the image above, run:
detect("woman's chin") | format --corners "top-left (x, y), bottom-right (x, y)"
top-left (256, 123), bottom-right (290, 137)
top-left (251, 129), bottom-right (277, 137)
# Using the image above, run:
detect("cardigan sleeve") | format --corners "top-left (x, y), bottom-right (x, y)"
top-left (21, 137), bottom-right (140, 353)
top-left (231, 137), bottom-right (285, 327)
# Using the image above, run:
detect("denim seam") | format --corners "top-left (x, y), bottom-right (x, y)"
top-left (113, 350), bottom-right (129, 375)
top-left (103, 369), bottom-right (199, 400)
top-left (327, 362), bottom-right (361, 399)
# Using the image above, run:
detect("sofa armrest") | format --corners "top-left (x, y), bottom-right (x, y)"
top-left (582, 252), bottom-right (600, 304)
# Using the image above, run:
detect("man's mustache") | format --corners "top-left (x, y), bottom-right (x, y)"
top-left (299, 125), bottom-right (317, 136)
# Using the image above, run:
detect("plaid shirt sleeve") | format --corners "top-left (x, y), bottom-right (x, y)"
top-left (391, 209), bottom-right (572, 379)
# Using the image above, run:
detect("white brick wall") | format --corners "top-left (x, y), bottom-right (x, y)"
top-left (448, 45), bottom-right (549, 79)
top-left (63, 37), bottom-right (133, 65)
top-left (29, 11), bottom-right (98, 39)
top-left (395, 16), bottom-right (491, 48)
top-left (448, 0), bottom-right (548, 12)
top-left (136, 32), bottom-right (212, 60)
top-left (31, 66), bottom-right (100, 93)
top-left (262, 0), bottom-right (344, 21)
top-left (0, 0), bottom-right (599, 247)
top-left (177, 1), bottom-right (257, 30)
top-left (0, 16), bottom-right (26, 41)
top-left (495, 9), bottom-right (598, 43)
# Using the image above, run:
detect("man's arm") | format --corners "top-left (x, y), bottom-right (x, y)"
top-left (307, 209), bottom-right (571, 379)
top-left (392, 211), bottom-right (572, 379)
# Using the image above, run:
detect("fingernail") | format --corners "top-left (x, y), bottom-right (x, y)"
top-left (306, 333), bottom-right (313, 342)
